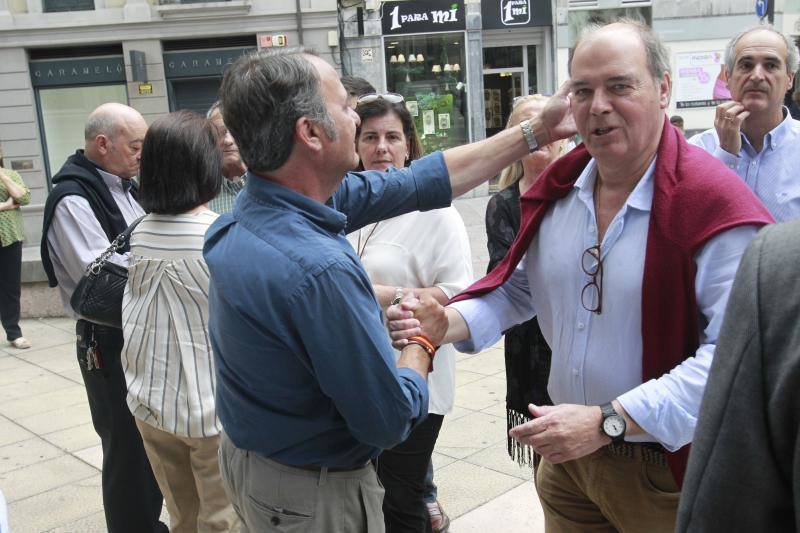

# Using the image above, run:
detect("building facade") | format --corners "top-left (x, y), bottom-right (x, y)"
top-left (0, 0), bottom-right (339, 315)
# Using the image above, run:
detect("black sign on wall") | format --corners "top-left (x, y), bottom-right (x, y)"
top-left (29, 56), bottom-right (125, 87)
top-left (481, 0), bottom-right (552, 29)
top-left (163, 47), bottom-right (254, 79)
top-left (381, 0), bottom-right (465, 35)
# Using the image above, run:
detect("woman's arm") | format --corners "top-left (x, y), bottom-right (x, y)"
top-left (0, 169), bottom-right (31, 205)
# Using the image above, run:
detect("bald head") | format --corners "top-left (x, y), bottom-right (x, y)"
top-left (84, 103), bottom-right (147, 179)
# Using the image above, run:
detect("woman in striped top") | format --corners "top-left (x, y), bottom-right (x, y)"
top-left (121, 110), bottom-right (237, 532)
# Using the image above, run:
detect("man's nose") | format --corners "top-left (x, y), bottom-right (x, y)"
top-left (590, 89), bottom-right (612, 115)
top-left (750, 64), bottom-right (767, 80)
top-left (350, 107), bottom-right (361, 128)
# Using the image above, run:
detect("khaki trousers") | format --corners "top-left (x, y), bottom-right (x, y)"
top-left (218, 432), bottom-right (385, 533)
top-left (536, 444), bottom-right (679, 533)
top-left (135, 419), bottom-right (239, 533)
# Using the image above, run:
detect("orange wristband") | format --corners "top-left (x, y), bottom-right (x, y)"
top-left (407, 335), bottom-right (437, 372)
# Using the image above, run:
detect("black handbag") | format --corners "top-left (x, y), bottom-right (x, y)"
top-left (70, 216), bottom-right (145, 329)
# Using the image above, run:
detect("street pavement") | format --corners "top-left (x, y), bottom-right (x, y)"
top-left (0, 195), bottom-right (546, 531)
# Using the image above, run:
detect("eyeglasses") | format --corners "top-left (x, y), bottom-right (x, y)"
top-left (581, 244), bottom-right (603, 315)
top-left (357, 93), bottom-right (405, 105)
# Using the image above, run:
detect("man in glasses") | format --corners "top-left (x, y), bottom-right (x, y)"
top-left (389, 19), bottom-right (772, 532)
top-left (204, 47), bottom-right (574, 531)
top-left (690, 26), bottom-right (800, 222)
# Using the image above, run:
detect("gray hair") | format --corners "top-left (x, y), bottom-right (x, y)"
top-left (724, 25), bottom-right (800, 75)
top-left (84, 110), bottom-right (122, 141)
top-left (206, 100), bottom-right (221, 119)
top-left (219, 48), bottom-right (336, 173)
top-left (569, 18), bottom-right (671, 83)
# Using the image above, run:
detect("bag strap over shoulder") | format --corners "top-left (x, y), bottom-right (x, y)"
top-left (86, 215), bottom-right (146, 275)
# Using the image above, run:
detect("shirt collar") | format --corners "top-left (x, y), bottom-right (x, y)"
top-left (96, 168), bottom-right (133, 195)
top-left (243, 170), bottom-right (347, 233)
top-left (741, 106), bottom-right (793, 152)
top-left (223, 175), bottom-right (246, 194)
top-left (574, 157), bottom-right (656, 213)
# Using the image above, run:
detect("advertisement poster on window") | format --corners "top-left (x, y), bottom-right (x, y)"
top-left (675, 51), bottom-right (731, 109)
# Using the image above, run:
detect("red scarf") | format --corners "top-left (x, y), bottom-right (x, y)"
top-left (451, 117), bottom-right (774, 485)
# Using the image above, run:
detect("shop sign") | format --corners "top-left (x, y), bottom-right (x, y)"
top-left (675, 51), bottom-right (731, 109)
top-left (29, 56), bottom-right (125, 87)
top-left (163, 47), bottom-right (254, 79)
top-left (381, 0), bottom-right (465, 35)
top-left (481, 0), bottom-right (552, 29)
top-left (138, 83), bottom-right (153, 95)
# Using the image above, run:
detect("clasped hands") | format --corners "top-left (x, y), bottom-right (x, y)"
top-left (386, 293), bottom-right (448, 348)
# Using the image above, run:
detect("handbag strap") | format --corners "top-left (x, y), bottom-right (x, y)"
top-left (86, 215), bottom-right (146, 275)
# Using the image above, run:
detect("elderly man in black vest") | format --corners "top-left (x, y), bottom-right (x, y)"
top-left (40, 103), bottom-right (167, 533)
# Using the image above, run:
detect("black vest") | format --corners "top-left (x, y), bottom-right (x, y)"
top-left (40, 150), bottom-right (138, 287)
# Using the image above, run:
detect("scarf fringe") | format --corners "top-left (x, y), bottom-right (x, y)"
top-left (507, 409), bottom-right (536, 468)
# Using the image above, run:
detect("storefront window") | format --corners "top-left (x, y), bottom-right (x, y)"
top-left (483, 46), bottom-right (522, 70)
top-left (384, 32), bottom-right (468, 154)
top-left (38, 84), bottom-right (128, 181)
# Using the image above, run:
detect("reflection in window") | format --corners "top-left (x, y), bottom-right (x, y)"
top-left (385, 32), bottom-right (468, 154)
top-left (43, 0), bottom-right (94, 12)
top-left (38, 84), bottom-right (128, 182)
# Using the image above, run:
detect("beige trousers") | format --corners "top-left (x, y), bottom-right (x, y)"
top-left (135, 419), bottom-right (239, 533)
top-left (536, 444), bottom-right (680, 533)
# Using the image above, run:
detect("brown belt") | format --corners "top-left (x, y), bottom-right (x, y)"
top-left (605, 442), bottom-right (668, 468)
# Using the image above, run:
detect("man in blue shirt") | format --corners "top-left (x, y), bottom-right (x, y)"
top-left (690, 26), bottom-right (800, 221)
top-left (205, 48), bottom-right (572, 531)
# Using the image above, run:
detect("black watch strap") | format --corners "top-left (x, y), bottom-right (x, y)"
top-left (600, 402), bottom-right (617, 419)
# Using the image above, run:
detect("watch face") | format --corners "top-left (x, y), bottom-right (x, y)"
top-left (603, 415), bottom-right (625, 438)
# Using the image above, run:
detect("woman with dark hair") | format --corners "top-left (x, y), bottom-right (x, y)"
top-left (0, 147), bottom-right (32, 350)
top-left (121, 110), bottom-right (237, 532)
top-left (348, 95), bottom-right (473, 533)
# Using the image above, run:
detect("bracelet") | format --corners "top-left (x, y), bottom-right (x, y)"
top-left (407, 334), bottom-right (437, 372)
top-left (520, 119), bottom-right (539, 153)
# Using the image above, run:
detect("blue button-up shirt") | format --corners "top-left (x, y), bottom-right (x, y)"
top-left (690, 109), bottom-right (800, 222)
top-left (204, 153), bottom-right (451, 467)
top-left (450, 158), bottom-right (757, 452)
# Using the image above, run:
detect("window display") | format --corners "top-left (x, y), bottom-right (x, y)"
top-left (385, 32), bottom-right (468, 154)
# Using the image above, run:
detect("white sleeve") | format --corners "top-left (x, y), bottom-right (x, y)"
top-left (449, 257), bottom-right (537, 354)
top-left (47, 196), bottom-right (130, 288)
top-left (617, 225), bottom-right (758, 451)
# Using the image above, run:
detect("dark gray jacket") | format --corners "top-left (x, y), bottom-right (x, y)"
top-left (677, 221), bottom-right (800, 532)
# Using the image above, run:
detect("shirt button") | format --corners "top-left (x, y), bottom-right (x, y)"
top-left (589, 225), bottom-right (596, 233)
top-left (573, 369), bottom-right (579, 376)
top-left (577, 322), bottom-right (585, 330)
top-left (271, 516), bottom-right (281, 526)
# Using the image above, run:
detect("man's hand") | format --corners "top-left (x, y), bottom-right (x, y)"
top-left (508, 403), bottom-right (610, 464)
top-left (0, 197), bottom-right (19, 212)
top-left (386, 294), bottom-right (447, 348)
top-left (714, 101), bottom-right (749, 155)
top-left (529, 80), bottom-right (577, 147)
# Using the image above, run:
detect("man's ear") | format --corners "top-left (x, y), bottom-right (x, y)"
top-left (95, 134), bottom-right (112, 155)
top-left (659, 72), bottom-right (672, 109)
top-left (295, 116), bottom-right (324, 153)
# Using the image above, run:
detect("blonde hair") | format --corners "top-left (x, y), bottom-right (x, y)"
top-left (498, 94), bottom-right (567, 189)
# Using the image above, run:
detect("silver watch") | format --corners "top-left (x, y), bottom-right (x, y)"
top-left (520, 119), bottom-right (539, 153)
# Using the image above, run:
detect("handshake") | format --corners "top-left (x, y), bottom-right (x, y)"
top-left (386, 293), bottom-right (449, 349)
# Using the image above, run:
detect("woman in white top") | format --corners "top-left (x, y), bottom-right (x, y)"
top-left (349, 94), bottom-right (473, 533)
top-left (121, 110), bottom-right (237, 532)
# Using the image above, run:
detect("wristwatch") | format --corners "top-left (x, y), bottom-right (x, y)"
top-left (600, 402), bottom-right (626, 442)
top-left (519, 119), bottom-right (539, 153)
top-left (390, 287), bottom-right (404, 306)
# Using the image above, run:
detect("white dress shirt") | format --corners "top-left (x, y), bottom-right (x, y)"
top-left (450, 158), bottom-right (757, 451)
top-left (47, 169), bottom-right (144, 318)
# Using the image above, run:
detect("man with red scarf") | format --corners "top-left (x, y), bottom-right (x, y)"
top-left (389, 20), bottom-right (772, 532)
